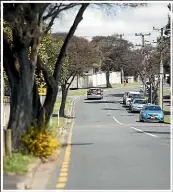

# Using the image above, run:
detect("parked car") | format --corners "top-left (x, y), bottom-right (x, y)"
top-left (129, 95), bottom-right (144, 109)
top-left (125, 91), bottom-right (141, 106)
top-left (130, 98), bottom-right (148, 112)
top-left (123, 92), bottom-right (129, 104)
top-left (87, 88), bottom-right (103, 100)
top-left (139, 104), bottom-right (164, 123)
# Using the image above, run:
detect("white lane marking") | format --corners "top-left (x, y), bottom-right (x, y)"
top-left (113, 116), bottom-right (122, 124)
top-left (131, 126), bottom-right (158, 138)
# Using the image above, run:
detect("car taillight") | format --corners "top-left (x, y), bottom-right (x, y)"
top-left (96, 92), bottom-right (101, 95)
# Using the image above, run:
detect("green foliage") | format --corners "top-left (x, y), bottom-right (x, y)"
top-left (4, 153), bottom-right (37, 174)
top-left (36, 33), bottom-right (63, 87)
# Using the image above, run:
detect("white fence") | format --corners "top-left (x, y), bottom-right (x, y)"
top-left (70, 72), bottom-right (121, 88)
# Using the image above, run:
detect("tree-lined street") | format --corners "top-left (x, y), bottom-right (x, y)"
top-left (46, 87), bottom-right (170, 190)
top-left (2, 2), bottom-right (171, 190)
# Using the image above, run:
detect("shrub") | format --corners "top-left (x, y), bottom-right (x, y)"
top-left (21, 123), bottom-right (61, 158)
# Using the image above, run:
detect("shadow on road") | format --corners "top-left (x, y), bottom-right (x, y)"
top-left (164, 110), bottom-right (170, 115)
top-left (62, 143), bottom-right (93, 148)
top-left (136, 131), bottom-right (170, 135)
top-left (108, 93), bottom-right (124, 97)
top-left (163, 95), bottom-right (170, 99)
top-left (84, 100), bottom-right (120, 104)
top-left (102, 108), bottom-right (123, 111)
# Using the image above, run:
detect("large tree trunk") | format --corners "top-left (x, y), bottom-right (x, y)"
top-left (59, 85), bottom-right (68, 117)
top-left (7, 48), bottom-right (34, 150)
top-left (106, 70), bottom-right (112, 88)
top-left (32, 80), bottom-right (41, 124)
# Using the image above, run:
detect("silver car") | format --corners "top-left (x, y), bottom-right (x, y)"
top-left (130, 98), bottom-right (148, 112)
top-left (87, 88), bottom-right (103, 100)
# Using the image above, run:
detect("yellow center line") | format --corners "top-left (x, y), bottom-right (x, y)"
top-left (56, 101), bottom-right (76, 189)
top-left (56, 183), bottom-right (66, 189)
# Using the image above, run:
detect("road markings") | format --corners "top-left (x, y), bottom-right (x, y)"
top-left (56, 99), bottom-right (76, 189)
top-left (112, 116), bottom-right (158, 138)
top-left (56, 183), bottom-right (66, 188)
top-left (131, 126), bottom-right (158, 137)
top-left (113, 116), bottom-right (122, 124)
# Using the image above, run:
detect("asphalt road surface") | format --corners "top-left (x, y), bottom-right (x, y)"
top-left (47, 87), bottom-right (171, 190)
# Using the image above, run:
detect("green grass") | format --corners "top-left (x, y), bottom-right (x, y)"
top-left (4, 153), bottom-right (37, 174)
top-left (68, 90), bottom-right (87, 96)
top-left (51, 97), bottom-right (72, 134)
top-left (54, 98), bottom-right (71, 111)
top-left (112, 82), bottom-right (142, 89)
top-left (163, 89), bottom-right (170, 95)
top-left (164, 116), bottom-right (170, 124)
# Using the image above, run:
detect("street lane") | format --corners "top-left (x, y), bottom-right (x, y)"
top-left (48, 87), bottom-right (171, 190)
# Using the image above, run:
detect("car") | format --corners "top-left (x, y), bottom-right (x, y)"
top-left (123, 92), bottom-right (129, 104)
top-left (130, 98), bottom-right (148, 113)
top-left (129, 95), bottom-right (144, 109)
top-left (125, 91), bottom-right (142, 106)
top-left (87, 88), bottom-right (103, 100)
top-left (139, 104), bottom-right (164, 123)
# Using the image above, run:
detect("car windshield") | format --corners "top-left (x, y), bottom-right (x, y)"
top-left (129, 94), bottom-right (141, 98)
top-left (134, 100), bottom-right (147, 104)
top-left (144, 106), bottom-right (161, 111)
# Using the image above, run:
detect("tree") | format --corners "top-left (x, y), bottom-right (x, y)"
top-left (58, 35), bottom-right (100, 116)
top-left (3, 2), bottom-right (145, 149)
top-left (3, 3), bottom-right (88, 149)
top-left (92, 35), bottom-right (133, 87)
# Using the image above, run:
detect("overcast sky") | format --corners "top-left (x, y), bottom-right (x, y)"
top-left (52, 3), bottom-right (170, 46)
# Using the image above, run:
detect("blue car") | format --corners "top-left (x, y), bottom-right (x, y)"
top-left (139, 104), bottom-right (164, 123)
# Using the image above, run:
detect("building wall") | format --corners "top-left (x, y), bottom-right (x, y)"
top-left (70, 71), bottom-right (121, 88)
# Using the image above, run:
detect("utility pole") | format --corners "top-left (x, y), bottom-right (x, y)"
top-left (153, 27), bottom-right (169, 109)
top-left (135, 33), bottom-right (151, 94)
top-left (117, 34), bottom-right (124, 84)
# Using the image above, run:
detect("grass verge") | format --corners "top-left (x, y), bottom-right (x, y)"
top-left (51, 97), bottom-right (72, 134)
top-left (163, 89), bottom-right (170, 95)
top-left (4, 153), bottom-right (37, 174)
top-left (164, 116), bottom-right (170, 124)
top-left (68, 90), bottom-right (87, 96)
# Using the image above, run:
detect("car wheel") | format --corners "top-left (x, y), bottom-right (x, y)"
top-left (159, 120), bottom-right (164, 123)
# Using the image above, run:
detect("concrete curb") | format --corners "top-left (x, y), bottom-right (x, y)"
top-left (60, 96), bottom-right (78, 143)
top-left (16, 159), bottom-right (42, 190)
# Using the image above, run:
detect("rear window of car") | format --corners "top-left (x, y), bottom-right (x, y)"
top-left (129, 94), bottom-right (141, 98)
top-left (144, 106), bottom-right (161, 111)
top-left (88, 89), bottom-right (100, 93)
top-left (134, 100), bottom-right (147, 104)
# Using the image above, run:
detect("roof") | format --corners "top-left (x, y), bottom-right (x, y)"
top-left (129, 91), bottom-right (140, 94)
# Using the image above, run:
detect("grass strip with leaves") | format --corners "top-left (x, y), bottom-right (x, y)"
top-left (4, 153), bottom-right (37, 174)
top-left (51, 97), bottom-right (72, 134)
top-left (164, 116), bottom-right (170, 124)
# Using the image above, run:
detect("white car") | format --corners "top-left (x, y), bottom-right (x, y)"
top-left (125, 91), bottom-right (141, 106)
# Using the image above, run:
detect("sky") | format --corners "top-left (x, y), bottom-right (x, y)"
top-left (52, 3), bottom-right (170, 46)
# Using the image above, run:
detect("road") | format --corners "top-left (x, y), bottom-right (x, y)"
top-left (47, 87), bottom-right (171, 190)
